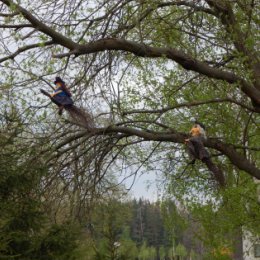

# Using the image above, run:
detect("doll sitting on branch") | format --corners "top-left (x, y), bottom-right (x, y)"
top-left (185, 122), bottom-right (225, 187)
top-left (40, 77), bottom-right (73, 115)
top-left (185, 122), bottom-right (209, 164)
top-left (40, 77), bottom-right (94, 130)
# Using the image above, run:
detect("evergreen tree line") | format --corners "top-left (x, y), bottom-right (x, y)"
top-left (85, 198), bottom-right (206, 260)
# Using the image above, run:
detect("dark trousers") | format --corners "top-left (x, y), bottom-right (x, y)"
top-left (187, 136), bottom-right (209, 161)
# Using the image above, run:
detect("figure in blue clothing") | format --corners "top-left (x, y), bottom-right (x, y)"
top-left (41, 77), bottom-right (73, 115)
top-left (40, 77), bottom-right (94, 130)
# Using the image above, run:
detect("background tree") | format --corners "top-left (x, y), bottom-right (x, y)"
top-left (0, 105), bottom-right (81, 260)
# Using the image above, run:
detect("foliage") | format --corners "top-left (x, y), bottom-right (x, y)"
top-left (35, 223), bottom-right (80, 260)
top-left (0, 108), bottom-right (80, 260)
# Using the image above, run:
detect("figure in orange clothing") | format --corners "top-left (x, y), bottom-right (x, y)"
top-left (185, 122), bottom-right (225, 186)
top-left (185, 122), bottom-right (209, 164)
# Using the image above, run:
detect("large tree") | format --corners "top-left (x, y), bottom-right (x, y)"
top-left (0, 0), bottom-right (259, 188)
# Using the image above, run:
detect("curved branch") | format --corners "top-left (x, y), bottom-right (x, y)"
top-left (54, 38), bottom-right (260, 110)
top-left (1, 0), bottom-right (259, 109)
top-left (91, 126), bottom-right (260, 180)
top-left (123, 98), bottom-right (257, 115)
top-left (48, 123), bottom-right (259, 184)
top-left (206, 139), bottom-right (260, 180)
top-left (0, 40), bottom-right (54, 63)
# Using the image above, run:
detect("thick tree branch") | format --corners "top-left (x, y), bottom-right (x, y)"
top-left (206, 139), bottom-right (260, 181)
top-left (89, 126), bottom-right (260, 180)
top-left (48, 123), bottom-right (258, 183)
top-left (167, 1), bottom-right (216, 15)
top-left (54, 38), bottom-right (260, 110)
top-left (1, 0), bottom-right (259, 109)
top-left (0, 0), bottom-right (80, 51)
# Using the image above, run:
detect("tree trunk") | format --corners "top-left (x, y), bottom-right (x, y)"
top-left (233, 228), bottom-right (244, 260)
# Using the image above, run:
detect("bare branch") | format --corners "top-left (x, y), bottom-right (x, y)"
top-left (123, 98), bottom-right (257, 115)
top-left (112, 1), bottom-right (216, 36)
top-left (0, 11), bottom-right (19, 17)
top-left (0, 23), bottom-right (33, 28)
top-left (0, 40), bottom-right (54, 63)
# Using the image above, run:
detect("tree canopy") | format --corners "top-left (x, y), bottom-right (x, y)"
top-left (0, 0), bottom-right (259, 218)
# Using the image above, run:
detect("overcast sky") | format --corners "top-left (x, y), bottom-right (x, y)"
top-left (124, 171), bottom-right (160, 201)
